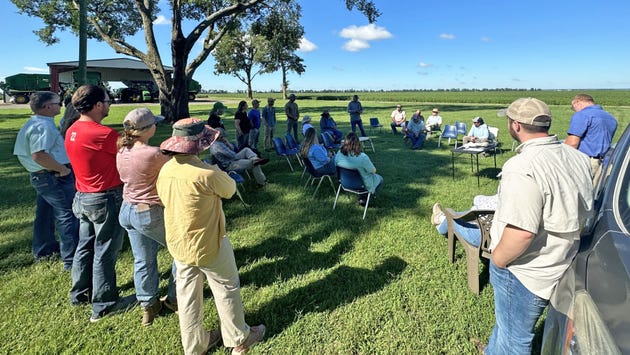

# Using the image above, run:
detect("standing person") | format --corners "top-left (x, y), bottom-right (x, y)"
top-left (116, 108), bottom-right (178, 326)
top-left (565, 94), bottom-right (618, 184)
top-left (262, 98), bottom-right (276, 151)
top-left (347, 94), bottom-right (367, 137)
top-left (13, 91), bottom-right (78, 271)
top-left (248, 99), bottom-right (261, 150)
top-left (285, 93), bottom-right (300, 143)
top-left (65, 85), bottom-right (130, 322)
top-left (156, 118), bottom-right (265, 355)
top-left (485, 98), bottom-right (593, 353)
top-left (207, 101), bottom-right (228, 129)
top-left (301, 127), bottom-right (336, 175)
top-left (390, 104), bottom-right (407, 135)
top-left (425, 108), bottom-right (443, 135)
top-left (234, 100), bottom-right (251, 150)
top-left (335, 132), bottom-right (384, 206)
top-left (463, 117), bottom-right (489, 144)
top-left (406, 110), bottom-right (426, 150)
top-left (320, 109), bottom-right (343, 143)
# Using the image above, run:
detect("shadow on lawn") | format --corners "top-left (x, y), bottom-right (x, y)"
top-left (252, 256), bottom-right (407, 335)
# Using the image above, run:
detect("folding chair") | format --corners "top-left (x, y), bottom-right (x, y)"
top-left (369, 117), bottom-right (383, 134)
top-left (303, 158), bottom-right (336, 197)
top-left (321, 131), bottom-right (341, 151)
top-left (272, 137), bottom-right (299, 171)
top-left (285, 133), bottom-right (303, 166)
top-left (333, 166), bottom-right (371, 220)
top-left (437, 124), bottom-right (459, 148)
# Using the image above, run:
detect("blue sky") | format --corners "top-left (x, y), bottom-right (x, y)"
top-left (2, 0), bottom-right (630, 92)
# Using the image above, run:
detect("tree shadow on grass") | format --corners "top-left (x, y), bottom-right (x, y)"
top-left (251, 256), bottom-right (407, 335)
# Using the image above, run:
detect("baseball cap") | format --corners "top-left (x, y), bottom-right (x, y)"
top-left (212, 102), bottom-right (227, 111)
top-left (505, 98), bottom-right (552, 127)
top-left (472, 117), bottom-right (482, 123)
top-left (123, 108), bottom-right (164, 130)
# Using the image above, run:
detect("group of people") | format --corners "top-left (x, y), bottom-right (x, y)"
top-left (429, 94), bottom-right (617, 353)
top-left (389, 106), bottom-right (444, 150)
top-left (13, 88), bottom-right (618, 354)
top-left (14, 86), bottom-right (265, 355)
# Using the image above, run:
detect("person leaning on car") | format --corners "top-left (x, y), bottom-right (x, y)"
top-left (485, 98), bottom-right (593, 354)
top-left (565, 94), bottom-right (618, 185)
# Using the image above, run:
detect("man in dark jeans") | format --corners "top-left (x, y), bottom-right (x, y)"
top-left (65, 85), bottom-right (132, 322)
top-left (13, 91), bottom-right (78, 270)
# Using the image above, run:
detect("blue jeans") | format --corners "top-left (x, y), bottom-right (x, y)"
top-left (410, 133), bottom-right (426, 149)
top-left (485, 261), bottom-right (548, 354)
top-left (70, 186), bottom-right (125, 317)
top-left (118, 201), bottom-right (176, 308)
top-left (351, 119), bottom-right (367, 137)
top-left (29, 170), bottom-right (79, 268)
top-left (437, 218), bottom-right (481, 247)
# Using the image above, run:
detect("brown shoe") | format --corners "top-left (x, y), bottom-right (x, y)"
top-left (142, 301), bottom-right (162, 326)
top-left (232, 324), bottom-right (266, 355)
top-left (161, 296), bottom-right (178, 314)
top-left (201, 329), bottom-right (222, 355)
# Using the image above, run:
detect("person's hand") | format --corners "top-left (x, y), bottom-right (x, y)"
top-left (58, 167), bottom-right (71, 177)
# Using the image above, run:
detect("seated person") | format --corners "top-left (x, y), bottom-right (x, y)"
top-left (406, 110), bottom-right (426, 150)
top-left (426, 108), bottom-right (442, 134)
top-left (390, 104), bottom-right (407, 135)
top-left (301, 127), bottom-right (336, 175)
top-left (463, 117), bottom-right (489, 145)
top-left (210, 128), bottom-right (269, 186)
top-left (430, 195), bottom-right (498, 247)
top-left (335, 132), bottom-right (384, 206)
top-left (207, 101), bottom-right (227, 129)
top-left (301, 115), bottom-right (314, 136)
top-left (319, 110), bottom-right (343, 143)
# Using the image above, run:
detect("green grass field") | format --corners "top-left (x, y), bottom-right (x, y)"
top-left (1, 91), bottom-right (628, 354)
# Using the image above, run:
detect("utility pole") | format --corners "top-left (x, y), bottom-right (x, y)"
top-left (77, 0), bottom-right (87, 85)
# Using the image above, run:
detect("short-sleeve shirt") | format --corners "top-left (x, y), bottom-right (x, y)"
top-left (285, 101), bottom-right (299, 121)
top-left (391, 110), bottom-right (406, 125)
top-left (248, 108), bottom-right (261, 129)
top-left (65, 120), bottom-right (122, 193)
top-left (567, 104), bottom-right (618, 158)
top-left (235, 111), bottom-right (251, 134)
top-left (489, 135), bottom-right (593, 299)
top-left (262, 106), bottom-right (276, 127)
top-left (117, 145), bottom-right (170, 206)
top-left (13, 115), bottom-right (70, 172)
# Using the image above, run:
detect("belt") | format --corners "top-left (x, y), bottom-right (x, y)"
top-left (589, 156), bottom-right (603, 160)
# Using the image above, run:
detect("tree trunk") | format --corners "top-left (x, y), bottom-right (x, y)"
top-left (170, 36), bottom-right (190, 121)
top-left (281, 63), bottom-right (288, 99)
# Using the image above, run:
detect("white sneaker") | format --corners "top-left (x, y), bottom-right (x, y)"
top-left (431, 203), bottom-right (445, 226)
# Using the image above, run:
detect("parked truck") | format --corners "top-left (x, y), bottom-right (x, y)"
top-left (117, 79), bottom-right (202, 103)
top-left (2, 73), bottom-right (51, 104)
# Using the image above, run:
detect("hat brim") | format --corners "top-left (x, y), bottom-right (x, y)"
top-left (160, 125), bottom-right (220, 154)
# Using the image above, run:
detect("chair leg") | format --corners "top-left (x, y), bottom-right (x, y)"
top-left (438, 136), bottom-right (442, 147)
top-left (325, 175), bottom-right (336, 194)
top-left (300, 166), bottom-right (307, 179)
top-left (284, 156), bottom-right (294, 171)
top-left (465, 249), bottom-right (481, 294)
top-left (313, 178), bottom-right (324, 197)
top-left (333, 184), bottom-right (342, 209)
top-left (304, 176), bottom-right (312, 189)
top-left (362, 193), bottom-right (371, 220)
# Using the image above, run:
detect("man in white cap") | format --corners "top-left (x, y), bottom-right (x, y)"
top-left (157, 118), bottom-right (265, 355)
top-left (425, 108), bottom-right (443, 136)
top-left (485, 98), bottom-right (593, 353)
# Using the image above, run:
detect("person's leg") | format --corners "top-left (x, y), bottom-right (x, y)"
top-left (291, 120), bottom-right (299, 143)
top-left (175, 260), bottom-right (213, 355)
top-left (463, 136), bottom-right (472, 144)
top-left (200, 236), bottom-right (250, 348)
top-left (119, 201), bottom-right (161, 309)
top-left (351, 120), bottom-right (358, 133)
top-left (390, 122), bottom-right (398, 134)
top-left (357, 120), bottom-right (367, 137)
top-left (30, 173), bottom-right (60, 259)
top-left (485, 261), bottom-right (548, 354)
top-left (90, 188), bottom-right (125, 317)
top-left (263, 126), bottom-right (270, 150)
top-left (70, 193), bottom-right (95, 305)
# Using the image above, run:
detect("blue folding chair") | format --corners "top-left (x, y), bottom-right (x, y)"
top-left (285, 133), bottom-right (303, 166)
top-left (303, 157), bottom-right (336, 197)
top-left (455, 121), bottom-right (467, 136)
top-left (369, 117), bottom-right (383, 134)
top-left (333, 166), bottom-right (371, 220)
top-left (272, 137), bottom-right (299, 171)
top-left (438, 124), bottom-right (459, 148)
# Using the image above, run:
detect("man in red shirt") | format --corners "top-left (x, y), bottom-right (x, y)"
top-left (65, 85), bottom-right (131, 322)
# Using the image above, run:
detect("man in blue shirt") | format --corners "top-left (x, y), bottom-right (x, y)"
top-left (13, 91), bottom-right (78, 270)
top-left (248, 99), bottom-right (261, 150)
top-left (565, 94), bottom-right (618, 184)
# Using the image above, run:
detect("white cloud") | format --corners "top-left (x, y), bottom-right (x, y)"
top-left (339, 23), bottom-right (392, 52)
top-left (481, 36), bottom-right (490, 42)
top-left (439, 33), bottom-right (456, 40)
top-left (418, 62), bottom-right (431, 68)
top-left (153, 15), bottom-right (169, 25)
top-left (298, 37), bottom-right (318, 52)
top-left (23, 66), bottom-right (47, 73)
top-left (343, 39), bottom-right (370, 52)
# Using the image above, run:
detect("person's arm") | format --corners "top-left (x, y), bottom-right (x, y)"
top-left (234, 113), bottom-right (243, 135)
top-left (347, 102), bottom-right (354, 114)
top-left (564, 135), bottom-right (581, 149)
top-left (31, 151), bottom-right (71, 176)
top-left (391, 111), bottom-right (396, 123)
top-left (491, 224), bottom-right (535, 268)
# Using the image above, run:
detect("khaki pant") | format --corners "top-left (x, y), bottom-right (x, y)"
top-left (227, 148), bottom-right (266, 185)
top-left (590, 157), bottom-right (603, 187)
top-left (175, 237), bottom-right (250, 354)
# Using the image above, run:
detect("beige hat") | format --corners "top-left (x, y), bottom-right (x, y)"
top-left (123, 108), bottom-right (164, 130)
top-left (505, 98), bottom-right (551, 127)
top-left (432, 108), bottom-right (439, 113)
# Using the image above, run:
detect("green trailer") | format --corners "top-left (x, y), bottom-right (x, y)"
top-left (3, 73), bottom-right (51, 104)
